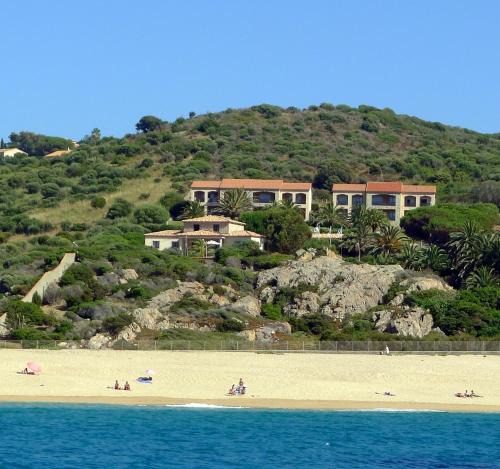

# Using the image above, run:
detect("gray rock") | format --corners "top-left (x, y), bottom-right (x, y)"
top-left (76, 303), bottom-right (125, 321)
top-left (373, 307), bottom-right (433, 338)
top-left (402, 275), bottom-right (453, 293)
top-left (255, 321), bottom-right (292, 341)
top-left (97, 272), bottom-right (123, 287)
top-left (149, 281), bottom-right (207, 312)
top-left (119, 269), bottom-right (139, 282)
top-left (283, 291), bottom-right (320, 317)
top-left (87, 333), bottom-right (112, 349)
top-left (132, 307), bottom-right (171, 330)
top-left (257, 257), bottom-right (406, 321)
top-left (116, 322), bottom-right (141, 342)
top-left (229, 296), bottom-right (261, 317)
top-left (0, 313), bottom-right (9, 337)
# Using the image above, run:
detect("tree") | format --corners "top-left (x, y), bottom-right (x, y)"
top-left (180, 201), bottom-right (205, 220)
top-left (135, 115), bottom-right (163, 133)
top-left (261, 207), bottom-right (311, 253)
top-left (313, 202), bottom-right (347, 228)
top-left (465, 267), bottom-right (499, 289)
top-left (106, 198), bottom-right (133, 219)
top-left (216, 188), bottom-right (253, 219)
top-left (4, 300), bottom-right (47, 329)
top-left (90, 196), bottom-right (106, 209)
top-left (159, 192), bottom-right (184, 211)
top-left (8, 131), bottom-right (73, 156)
top-left (91, 128), bottom-right (101, 142)
top-left (189, 111), bottom-right (196, 119)
top-left (313, 161), bottom-right (353, 189)
top-left (0, 138), bottom-right (4, 148)
top-left (340, 223), bottom-right (373, 261)
top-left (41, 183), bottom-right (60, 199)
top-left (372, 225), bottom-right (408, 254)
top-left (133, 205), bottom-right (168, 225)
top-left (399, 242), bottom-right (424, 270)
top-left (447, 221), bottom-right (482, 280)
top-left (364, 209), bottom-right (388, 233)
top-left (422, 244), bottom-right (449, 272)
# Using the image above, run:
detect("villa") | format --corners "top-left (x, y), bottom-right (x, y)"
top-left (144, 215), bottom-right (264, 255)
top-left (0, 148), bottom-right (27, 158)
top-left (331, 182), bottom-right (436, 226)
top-left (189, 179), bottom-right (313, 220)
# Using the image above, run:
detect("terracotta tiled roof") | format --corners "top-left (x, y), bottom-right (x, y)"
top-left (144, 230), bottom-right (181, 238)
top-left (402, 184), bottom-right (436, 194)
top-left (331, 183), bottom-right (366, 192)
top-left (226, 230), bottom-right (263, 237)
top-left (182, 215), bottom-right (245, 225)
top-left (366, 181), bottom-right (404, 192)
top-left (191, 179), bottom-right (311, 191)
top-left (332, 182), bottom-right (436, 194)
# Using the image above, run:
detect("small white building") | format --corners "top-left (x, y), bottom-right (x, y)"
top-left (0, 147), bottom-right (27, 158)
top-left (144, 215), bottom-right (264, 255)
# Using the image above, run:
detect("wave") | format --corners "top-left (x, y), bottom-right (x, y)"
top-left (363, 408), bottom-right (446, 413)
top-left (165, 402), bottom-right (247, 409)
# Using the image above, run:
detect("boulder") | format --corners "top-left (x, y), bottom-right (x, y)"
top-left (373, 307), bottom-right (433, 338)
top-left (229, 296), bottom-right (261, 317)
top-left (255, 321), bottom-right (292, 341)
top-left (296, 248), bottom-right (316, 262)
top-left (149, 281), bottom-right (207, 312)
top-left (0, 313), bottom-right (9, 338)
top-left (97, 272), bottom-right (123, 287)
top-left (119, 269), bottom-right (139, 282)
top-left (132, 307), bottom-right (170, 330)
top-left (87, 333), bottom-right (112, 349)
top-left (283, 291), bottom-right (320, 317)
top-left (257, 257), bottom-right (406, 321)
top-left (116, 322), bottom-right (141, 342)
top-left (402, 275), bottom-right (453, 293)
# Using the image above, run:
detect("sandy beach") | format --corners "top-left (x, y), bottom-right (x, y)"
top-left (1, 350), bottom-right (499, 412)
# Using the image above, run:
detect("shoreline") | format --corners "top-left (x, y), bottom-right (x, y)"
top-left (1, 395), bottom-right (499, 413)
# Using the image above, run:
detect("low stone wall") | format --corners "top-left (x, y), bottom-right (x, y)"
top-left (22, 253), bottom-right (76, 303)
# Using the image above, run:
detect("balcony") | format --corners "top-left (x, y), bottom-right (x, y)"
top-left (371, 194), bottom-right (396, 207)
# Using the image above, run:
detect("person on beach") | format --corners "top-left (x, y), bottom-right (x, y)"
top-left (384, 345), bottom-right (390, 355)
top-left (228, 384), bottom-right (236, 395)
top-left (124, 381), bottom-right (131, 391)
top-left (114, 380), bottom-right (120, 390)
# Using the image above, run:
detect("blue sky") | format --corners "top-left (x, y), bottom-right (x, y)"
top-left (1, 0), bottom-right (499, 140)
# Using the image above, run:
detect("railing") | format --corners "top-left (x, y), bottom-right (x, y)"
top-left (2, 340), bottom-right (500, 353)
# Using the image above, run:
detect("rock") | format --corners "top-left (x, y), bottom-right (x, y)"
top-left (229, 296), bottom-right (261, 317)
top-left (210, 294), bottom-right (230, 307)
top-left (76, 303), bottom-right (125, 321)
top-left (119, 269), bottom-right (139, 282)
top-left (133, 307), bottom-right (170, 330)
top-left (296, 248), bottom-right (316, 261)
top-left (255, 321), bottom-right (292, 341)
top-left (87, 333), bottom-right (112, 349)
top-left (237, 329), bottom-right (256, 341)
top-left (116, 322), bottom-right (141, 342)
top-left (0, 313), bottom-right (9, 338)
top-left (373, 307), bottom-right (433, 338)
top-left (97, 272), bottom-right (122, 287)
top-left (283, 291), bottom-right (320, 317)
top-left (402, 275), bottom-right (453, 293)
top-left (390, 293), bottom-right (405, 307)
top-left (257, 257), bottom-right (406, 321)
top-left (149, 281), bottom-right (207, 312)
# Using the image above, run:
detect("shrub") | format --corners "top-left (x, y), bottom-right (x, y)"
top-left (10, 327), bottom-right (47, 340)
top-left (124, 284), bottom-right (152, 300)
top-left (106, 198), bottom-right (133, 219)
top-left (102, 313), bottom-right (133, 335)
top-left (261, 303), bottom-right (282, 320)
top-left (216, 318), bottom-right (245, 332)
top-left (59, 263), bottom-right (95, 287)
top-left (159, 192), bottom-right (184, 212)
top-left (32, 291), bottom-right (42, 306)
top-left (91, 196), bottom-right (106, 208)
top-left (3, 300), bottom-right (48, 329)
top-left (133, 205), bottom-right (168, 225)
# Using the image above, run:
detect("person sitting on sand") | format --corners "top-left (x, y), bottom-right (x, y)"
top-left (114, 380), bottom-right (121, 390)
top-left (124, 381), bottom-right (131, 391)
top-left (228, 384), bottom-right (236, 396)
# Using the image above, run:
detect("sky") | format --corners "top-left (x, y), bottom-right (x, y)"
top-left (1, 0), bottom-right (499, 140)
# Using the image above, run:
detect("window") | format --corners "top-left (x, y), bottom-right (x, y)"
top-left (282, 192), bottom-right (292, 201)
top-left (171, 241), bottom-right (179, 249)
top-left (194, 191), bottom-right (205, 202)
top-left (208, 191), bottom-right (219, 203)
top-left (404, 196), bottom-right (416, 207)
top-left (384, 210), bottom-right (396, 221)
top-left (336, 194), bottom-right (348, 205)
top-left (420, 196), bottom-right (431, 206)
top-left (372, 194), bottom-right (396, 206)
top-left (213, 224), bottom-right (220, 232)
top-left (253, 191), bottom-right (276, 203)
top-left (193, 224), bottom-right (200, 231)
top-left (295, 193), bottom-right (306, 204)
top-left (352, 194), bottom-right (364, 206)
top-left (152, 240), bottom-right (160, 249)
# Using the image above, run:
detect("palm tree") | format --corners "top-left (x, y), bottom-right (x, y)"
top-left (465, 267), bottom-right (499, 289)
top-left (180, 201), bottom-right (205, 220)
top-left (423, 244), bottom-right (449, 272)
top-left (399, 242), bottom-right (424, 270)
top-left (340, 222), bottom-right (373, 261)
top-left (190, 239), bottom-right (207, 258)
top-left (447, 221), bottom-right (482, 279)
top-left (314, 202), bottom-right (347, 228)
top-left (364, 208), bottom-right (389, 233)
top-left (372, 225), bottom-right (408, 254)
top-left (278, 198), bottom-right (300, 211)
top-left (216, 188), bottom-right (253, 219)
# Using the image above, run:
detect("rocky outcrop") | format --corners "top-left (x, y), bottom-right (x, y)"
top-left (0, 313), bottom-right (9, 337)
top-left (283, 291), bottom-right (320, 317)
top-left (132, 307), bottom-right (170, 330)
top-left (229, 296), bottom-right (261, 317)
top-left (119, 269), bottom-right (139, 282)
top-left (238, 321), bottom-right (292, 342)
top-left (373, 307), bottom-right (434, 338)
top-left (87, 333), bottom-right (112, 349)
top-left (149, 281), bottom-right (207, 312)
top-left (402, 275), bottom-right (453, 293)
top-left (116, 322), bottom-right (141, 342)
top-left (257, 257), bottom-right (406, 321)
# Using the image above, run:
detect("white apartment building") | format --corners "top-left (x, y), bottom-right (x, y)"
top-left (331, 182), bottom-right (436, 226)
top-left (189, 178), bottom-right (313, 220)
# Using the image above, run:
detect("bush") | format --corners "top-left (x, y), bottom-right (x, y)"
top-left (159, 192), bottom-right (185, 212)
top-left (10, 327), bottom-right (47, 340)
top-left (3, 300), bottom-right (48, 329)
top-left (133, 205), bottom-right (168, 225)
top-left (106, 198), bottom-right (133, 219)
top-left (124, 284), bottom-right (152, 300)
top-left (59, 263), bottom-right (95, 287)
top-left (102, 313), bottom-right (133, 335)
top-left (401, 204), bottom-right (499, 243)
top-left (216, 318), bottom-right (245, 332)
top-left (91, 196), bottom-right (106, 208)
top-left (261, 303), bottom-right (282, 320)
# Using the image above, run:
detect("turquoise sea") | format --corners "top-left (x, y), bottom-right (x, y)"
top-left (0, 404), bottom-right (499, 468)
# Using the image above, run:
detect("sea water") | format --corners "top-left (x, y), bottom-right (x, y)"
top-left (0, 404), bottom-right (499, 468)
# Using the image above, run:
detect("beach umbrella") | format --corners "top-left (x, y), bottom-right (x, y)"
top-left (27, 362), bottom-right (42, 374)
top-left (146, 369), bottom-right (155, 375)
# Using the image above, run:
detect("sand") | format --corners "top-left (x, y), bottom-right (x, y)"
top-left (1, 350), bottom-right (500, 412)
